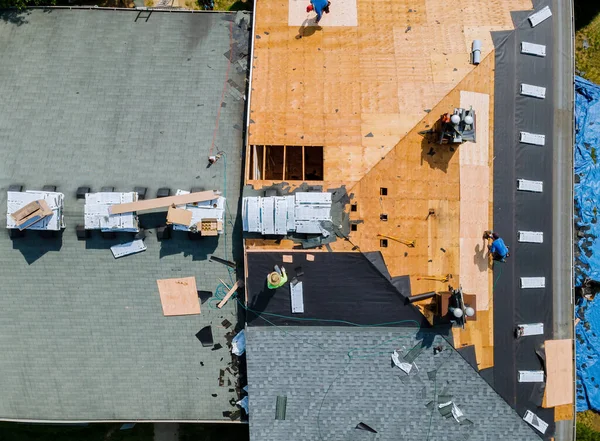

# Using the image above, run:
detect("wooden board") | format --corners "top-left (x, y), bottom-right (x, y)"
top-left (166, 207), bottom-right (193, 226)
top-left (110, 191), bottom-right (218, 214)
top-left (218, 281), bottom-right (242, 309)
top-left (156, 277), bottom-right (201, 316)
top-left (459, 91), bottom-right (491, 310)
top-left (248, 0), bottom-right (531, 188)
top-left (544, 339), bottom-right (574, 407)
top-left (553, 403), bottom-right (573, 421)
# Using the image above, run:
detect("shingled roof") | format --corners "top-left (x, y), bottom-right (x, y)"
top-left (0, 9), bottom-right (249, 421)
top-left (246, 326), bottom-right (541, 441)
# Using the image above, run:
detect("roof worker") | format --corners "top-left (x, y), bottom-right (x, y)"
top-left (267, 265), bottom-right (288, 289)
top-left (483, 230), bottom-right (510, 262)
top-left (306, 0), bottom-right (331, 24)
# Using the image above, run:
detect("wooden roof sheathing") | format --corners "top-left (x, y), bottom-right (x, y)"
top-left (249, 0), bottom-right (532, 185)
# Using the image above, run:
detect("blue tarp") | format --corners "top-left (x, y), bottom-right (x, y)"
top-left (575, 76), bottom-right (600, 412)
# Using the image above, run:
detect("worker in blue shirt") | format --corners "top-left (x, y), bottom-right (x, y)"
top-left (484, 230), bottom-right (510, 262)
top-left (307, 0), bottom-right (331, 24)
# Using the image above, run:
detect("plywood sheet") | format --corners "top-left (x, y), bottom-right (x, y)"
top-left (459, 91), bottom-right (490, 310)
top-left (544, 339), bottom-right (574, 407)
top-left (156, 277), bottom-right (200, 316)
top-left (249, 0), bottom-right (531, 188)
top-left (288, 0), bottom-right (358, 27)
top-left (167, 207), bottom-right (193, 226)
top-left (110, 191), bottom-right (217, 215)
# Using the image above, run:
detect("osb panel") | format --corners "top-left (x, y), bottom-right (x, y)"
top-left (553, 403), bottom-right (574, 421)
top-left (544, 339), bottom-right (574, 407)
top-left (249, 0), bottom-right (531, 187)
top-left (156, 277), bottom-right (200, 317)
top-left (459, 91), bottom-right (490, 310)
top-left (333, 54), bottom-right (496, 369)
top-left (288, 0), bottom-right (358, 27)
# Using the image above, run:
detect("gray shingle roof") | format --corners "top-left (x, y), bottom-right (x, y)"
top-left (246, 326), bottom-right (542, 441)
top-left (0, 9), bottom-right (249, 421)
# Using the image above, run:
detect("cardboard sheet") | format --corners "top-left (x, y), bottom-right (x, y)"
top-left (167, 206), bottom-right (193, 226)
top-left (544, 339), bottom-right (574, 407)
top-left (11, 199), bottom-right (53, 230)
top-left (156, 277), bottom-right (201, 316)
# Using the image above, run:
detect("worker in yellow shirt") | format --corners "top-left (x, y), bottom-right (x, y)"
top-left (267, 266), bottom-right (288, 289)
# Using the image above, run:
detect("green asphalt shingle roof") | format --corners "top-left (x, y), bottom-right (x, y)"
top-left (0, 9), bottom-right (249, 421)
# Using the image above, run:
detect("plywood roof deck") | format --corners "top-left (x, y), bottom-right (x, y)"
top-left (248, 0), bottom-right (531, 186)
top-left (246, 0), bottom-right (533, 369)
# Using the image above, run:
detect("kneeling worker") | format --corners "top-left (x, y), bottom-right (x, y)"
top-left (267, 266), bottom-right (288, 289)
top-left (484, 230), bottom-right (510, 262)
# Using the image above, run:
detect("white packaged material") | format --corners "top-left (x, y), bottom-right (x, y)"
top-left (518, 231), bottom-right (544, 243)
top-left (110, 239), bottom-right (147, 258)
top-left (274, 197), bottom-right (288, 235)
top-left (520, 277), bottom-right (545, 289)
top-left (516, 323), bottom-right (544, 336)
top-left (518, 370), bottom-right (545, 383)
top-left (6, 191), bottom-right (65, 231)
top-left (295, 192), bottom-right (332, 204)
top-left (84, 192), bottom-right (138, 232)
top-left (528, 6), bottom-right (552, 28)
top-left (232, 330), bottom-right (246, 355)
top-left (517, 179), bottom-right (543, 193)
top-left (243, 197), bottom-right (261, 233)
top-left (523, 410), bottom-right (548, 434)
top-left (521, 42), bottom-right (546, 57)
top-left (261, 197), bottom-right (275, 235)
top-left (520, 132), bottom-right (545, 146)
top-left (285, 196), bottom-right (296, 232)
top-left (172, 190), bottom-right (225, 233)
top-left (391, 350), bottom-right (412, 374)
top-left (290, 280), bottom-right (304, 313)
top-left (520, 83), bottom-right (546, 99)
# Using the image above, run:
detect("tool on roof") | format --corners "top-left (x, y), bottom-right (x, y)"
top-left (419, 107), bottom-right (476, 145)
top-left (417, 274), bottom-right (452, 283)
top-left (426, 208), bottom-right (435, 220)
top-left (377, 234), bottom-right (415, 248)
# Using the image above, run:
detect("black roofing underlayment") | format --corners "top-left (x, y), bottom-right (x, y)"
top-left (245, 251), bottom-right (430, 328)
top-left (491, 0), bottom-right (555, 436)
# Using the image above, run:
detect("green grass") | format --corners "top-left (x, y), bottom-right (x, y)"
top-left (212, 0), bottom-right (251, 11)
top-left (575, 2), bottom-right (600, 83)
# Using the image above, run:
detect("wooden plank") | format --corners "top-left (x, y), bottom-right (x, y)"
top-left (218, 281), bottom-right (243, 309)
top-left (110, 191), bottom-right (218, 215)
top-left (460, 91), bottom-right (490, 310)
top-left (554, 403), bottom-right (573, 421)
top-left (156, 277), bottom-right (200, 316)
top-left (166, 207), bottom-right (193, 226)
top-left (545, 339), bottom-right (574, 407)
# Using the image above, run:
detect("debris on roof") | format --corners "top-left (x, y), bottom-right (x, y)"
top-left (7, 190), bottom-right (65, 231)
top-left (355, 422), bottom-right (377, 433)
top-left (196, 326), bottom-right (214, 347)
top-left (110, 239), bottom-right (147, 259)
top-left (237, 396), bottom-right (249, 414)
top-left (231, 330), bottom-right (246, 356)
top-left (523, 409), bottom-right (548, 434)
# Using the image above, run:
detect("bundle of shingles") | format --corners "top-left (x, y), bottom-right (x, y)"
top-left (242, 192), bottom-right (332, 236)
